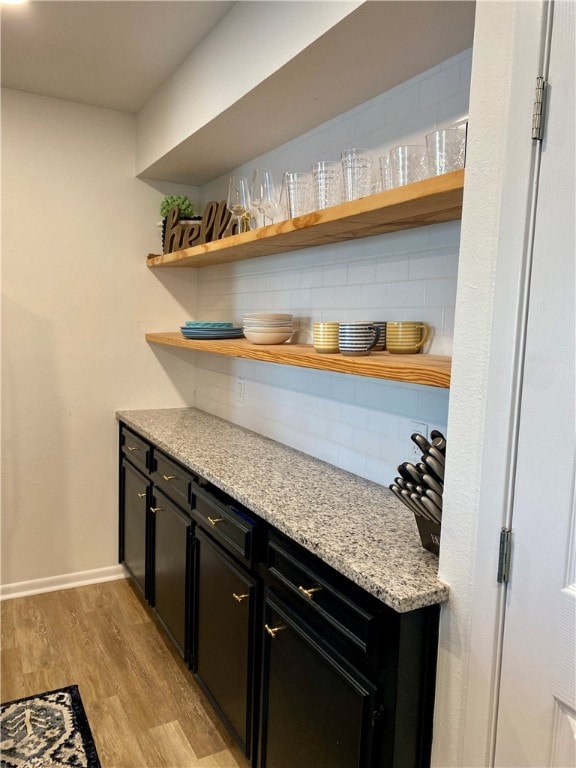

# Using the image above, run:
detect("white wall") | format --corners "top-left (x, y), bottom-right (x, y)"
top-left (188, 50), bottom-right (471, 484)
top-left (1, 89), bottom-right (200, 588)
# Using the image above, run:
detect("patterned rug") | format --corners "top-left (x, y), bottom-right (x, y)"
top-left (0, 685), bottom-right (101, 768)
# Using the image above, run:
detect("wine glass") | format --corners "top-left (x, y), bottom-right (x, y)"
top-left (251, 169), bottom-right (277, 226)
top-left (227, 176), bottom-right (251, 234)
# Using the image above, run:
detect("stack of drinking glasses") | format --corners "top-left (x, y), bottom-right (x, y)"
top-left (382, 125), bottom-right (467, 190)
top-left (242, 122), bottom-right (467, 229)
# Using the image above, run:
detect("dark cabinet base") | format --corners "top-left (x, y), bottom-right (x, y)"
top-left (193, 528), bottom-right (259, 759)
top-left (260, 592), bottom-right (377, 768)
top-left (118, 422), bottom-right (440, 768)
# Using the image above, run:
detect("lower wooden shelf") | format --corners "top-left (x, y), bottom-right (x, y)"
top-left (146, 332), bottom-right (451, 389)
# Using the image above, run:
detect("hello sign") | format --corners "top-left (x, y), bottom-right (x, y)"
top-left (163, 201), bottom-right (240, 254)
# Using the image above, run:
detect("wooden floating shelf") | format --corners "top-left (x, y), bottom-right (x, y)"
top-left (146, 333), bottom-right (451, 389)
top-left (147, 169), bottom-right (464, 269)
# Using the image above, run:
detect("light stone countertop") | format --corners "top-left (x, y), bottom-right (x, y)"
top-left (116, 407), bottom-right (449, 613)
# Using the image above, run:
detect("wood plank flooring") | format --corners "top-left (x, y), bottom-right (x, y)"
top-left (0, 578), bottom-right (249, 768)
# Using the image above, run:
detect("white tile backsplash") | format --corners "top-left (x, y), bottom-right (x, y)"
top-left (192, 49), bottom-right (471, 484)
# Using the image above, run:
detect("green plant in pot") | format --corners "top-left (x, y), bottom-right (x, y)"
top-left (160, 195), bottom-right (196, 219)
top-left (159, 195), bottom-right (198, 249)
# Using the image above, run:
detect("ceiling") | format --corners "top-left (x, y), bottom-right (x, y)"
top-left (0, 1), bottom-right (235, 113)
top-left (1, 1), bottom-right (476, 184)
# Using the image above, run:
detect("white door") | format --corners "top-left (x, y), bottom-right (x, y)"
top-left (494, 1), bottom-right (576, 765)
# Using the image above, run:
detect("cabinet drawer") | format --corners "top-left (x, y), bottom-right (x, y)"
top-left (266, 536), bottom-right (377, 654)
top-left (191, 481), bottom-right (256, 565)
top-left (120, 425), bottom-right (151, 473)
top-left (152, 450), bottom-right (195, 510)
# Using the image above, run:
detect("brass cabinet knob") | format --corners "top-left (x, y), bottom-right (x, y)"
top-left (207, 516), bottom-right (224, 526)
top-left (162, 474), bottom-right (176, 481)
top-left (150, 507), bottom-right (163, 514)
top-left (126, 445), bottom-right (141, 452)
top-left (264, 623), bottom-right (286, 639)
top-left (232, 593), bottom-right (249, 603)
top-left (137, 492), bottom-right (146, 498)
top-left (298, 585), bottom-right (323, 599)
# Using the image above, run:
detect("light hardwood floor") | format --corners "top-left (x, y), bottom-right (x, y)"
top-left (0, 578), bottom-right (250, 768)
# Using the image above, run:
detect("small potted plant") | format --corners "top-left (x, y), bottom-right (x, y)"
top-left (159, 195), bottom-right (200, 248)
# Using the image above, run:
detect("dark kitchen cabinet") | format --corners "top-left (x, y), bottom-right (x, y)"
top-left (150, 487), bottom-right (194, 659)
top-left (118, 422), bottom-right (440, 768)
top-left (119, 457), bottom-right (151, 600)
top-left (193, 528), bottom-right (259, 757)
top-left (259, 532), bottom-right (439, 768)
top-left (259, 591), bottom-right (377, 768)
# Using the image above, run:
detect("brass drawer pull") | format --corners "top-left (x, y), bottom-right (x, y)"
top-left (264, 623), bottom-right (286, 638)
top-left (137, 492), bottom-right (146, 498)
top-left (232, 593), bottom-right (249, 603)
top-left (126, 445), bottom-right (141, 452)
top-left (207, 516), bottom-right (224, 526)
top-left (162, 474), bottom-right (176, 481)
top-left (150, 507), bottom-right (163, 514)
top-left (298, 585), bottom-right (323, 599)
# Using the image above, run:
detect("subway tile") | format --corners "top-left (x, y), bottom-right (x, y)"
top-left (327, 419), bottom-right (353, 446)
top-left (191, 50), bottom-right (465, 485)
top-left (337, 445), bottom-right (367, 478)
top-left (334, 285), bottom-right (363, 309)
top-left (288, 287), bottom-right (312, 309)
top-left (409, 250), bottom-right (447, 279)
top-left (425, 277), bottom-right (458, 307)
top-left (310, 286), bottom-right (336, 308)
top-left (301, 267), bottom-right (324, 288)
top-left (375, 256), bottom-right (410, 283)
top-left (352, 426), bottom-right (384, 457)
top-left (347, 260), bottom-right (377, 285)
top-left (323, 263), bottom-right (349, 287)
top-left (339, 403), bottom-right (369, 429)
top-left (436, 91), bottom-right (470, 128)
top-left (419, 64), bottom-right (461, 110)
top-left (360, 282), bottom-right (391, 309)
top-left (388, 280), bottom-right (427, 307)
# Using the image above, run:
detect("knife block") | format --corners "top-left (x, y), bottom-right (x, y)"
top-left (414, 514), bottom-right (441, 555)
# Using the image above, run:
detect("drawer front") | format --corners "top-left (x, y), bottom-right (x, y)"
top-left (191, 482), bottom-right (255, 564)
top-left (120, 425), bottom-right (151, 473)
top-left (152, 450), bottom-right (195, 510)
top-left (266, 536), bottom-right (377, 654)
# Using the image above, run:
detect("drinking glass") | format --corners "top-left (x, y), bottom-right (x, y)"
top-left (425, 127), bottom-right (467, 176)
top-left (388, 145), bottom-right (429, 187)
top-left (341, 148), bottom-right (372, 201)
top-left (311, 161), bottom-right (341, 209)
top-left (227, 176), bottom-right (251, 234)
top-left (251, 169), bottom-right (277, 226)
top-left (280, 172), bottom-right (312, 219)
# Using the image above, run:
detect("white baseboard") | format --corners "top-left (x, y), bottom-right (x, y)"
top-left (0, 565), bottom-right (126, 601)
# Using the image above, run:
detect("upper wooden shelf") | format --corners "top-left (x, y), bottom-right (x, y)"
top-left (147, 169), bottom-right (464, 269)
top-left (146, 333), bottom-right (451, 389)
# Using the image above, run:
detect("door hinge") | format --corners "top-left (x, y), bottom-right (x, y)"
top-left (532, 76), bottom-right (547, 141)
top-left (497, 528), bottom-right (512, 583)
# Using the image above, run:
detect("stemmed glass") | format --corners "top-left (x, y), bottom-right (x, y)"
top-left (250, 169), bottom-right (277, 227)
top-left (227, 176), bottom-right (251, 235)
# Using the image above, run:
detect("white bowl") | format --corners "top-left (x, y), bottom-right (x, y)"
top-left (243, 313), bottom-right (293, 322)
top-left (244, 329), bottom-right (293, 345)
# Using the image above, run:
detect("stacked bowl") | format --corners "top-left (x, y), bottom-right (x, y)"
top-left (242, 313), bottom-right (293, 345)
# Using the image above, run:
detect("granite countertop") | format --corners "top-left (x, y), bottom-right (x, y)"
top-left (116, 407), bottom-right (449, 613)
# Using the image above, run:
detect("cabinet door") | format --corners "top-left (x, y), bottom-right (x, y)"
top-left (260, 593), bottom-right (377, 768)
top-left (119, 458), bottom-right (150, 599)
top-left (151, 488), bottom-right (193, 659)
top-left (193, 529), bottom-right (257, 757)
